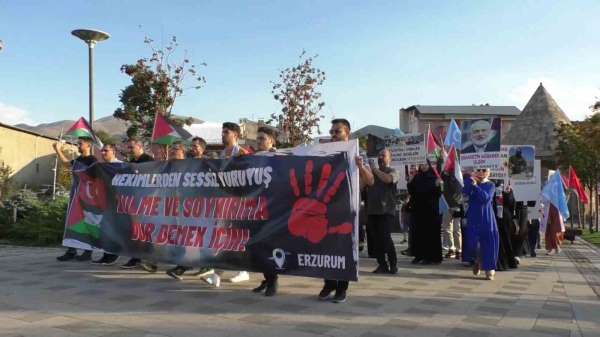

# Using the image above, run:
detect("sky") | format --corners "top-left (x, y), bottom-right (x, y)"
top-left (1, 0), bottom-right (599, 131)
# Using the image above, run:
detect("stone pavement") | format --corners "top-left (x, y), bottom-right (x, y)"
top-left (1, 237), bottom-right (599, 337)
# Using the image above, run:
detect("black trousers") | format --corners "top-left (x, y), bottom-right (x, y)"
top-left (323, 279), bottom-right (349, 292)
top-left (263, 273), bottom-right (278, 284)
top-left (369, 214), bottom-right (397, 268)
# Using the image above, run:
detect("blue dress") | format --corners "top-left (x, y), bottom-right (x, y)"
top-left (462, 179), bottom-right (499, 271)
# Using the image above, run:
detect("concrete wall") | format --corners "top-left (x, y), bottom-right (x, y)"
top-left (0, 125), bottom-right (77, 189)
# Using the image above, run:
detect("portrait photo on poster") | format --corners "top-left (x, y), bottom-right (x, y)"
top-left (460, 118), bottom-right (501, 154)
top-left (508, 145), bottom-right (535, 181)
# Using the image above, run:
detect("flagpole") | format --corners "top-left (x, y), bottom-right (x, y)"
top-left (52, 129), bottom-right (64, 201)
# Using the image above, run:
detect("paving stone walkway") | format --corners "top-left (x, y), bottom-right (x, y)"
top-left (1, 236), bottom-right (599, 337)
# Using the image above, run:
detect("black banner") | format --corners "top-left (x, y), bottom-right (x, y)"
top-left (64, 152), bottom-right (358, 281)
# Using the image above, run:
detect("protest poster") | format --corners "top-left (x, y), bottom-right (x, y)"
top-left (63, 141), bottom-right (360, 281)
top-left (384, 133), bottom-right (427, 166)
top-left (508, 145), bottom-right (535, 181)
top-left (460, 118), bottom-right (504, 178)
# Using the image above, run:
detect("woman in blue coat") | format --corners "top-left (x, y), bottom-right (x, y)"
top-left (462, 168), bottom-right (499, 280)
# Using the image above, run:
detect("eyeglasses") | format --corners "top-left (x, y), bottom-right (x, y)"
top-left (475, 169), bottom-right (489, 172)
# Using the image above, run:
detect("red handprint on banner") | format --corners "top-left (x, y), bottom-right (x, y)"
top-left (288, 160), bottom-right (352, 244)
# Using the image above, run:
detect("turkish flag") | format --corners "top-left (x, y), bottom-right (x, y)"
top-left (568, 166), bottom-right (589, 204)
top-left (76, 172), bottom-right (108, 210)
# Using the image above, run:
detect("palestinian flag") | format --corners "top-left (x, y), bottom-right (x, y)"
top-left (66, 117), bottom-right (103, 148)
top-left (443, 144), bottom-right (464, 187)
top-left (151, 113), bottom-right (193, 145)
top-left (426, 125), bottom-right (443, 179)
top-left (63, 171), bottom-right (107, 248)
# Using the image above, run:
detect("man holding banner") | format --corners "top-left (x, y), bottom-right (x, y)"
top-left (318, 118), bottom-right (374, 303)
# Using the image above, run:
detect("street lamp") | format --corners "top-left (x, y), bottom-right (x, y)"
top-left (71, 29), bottom-right (110, 129)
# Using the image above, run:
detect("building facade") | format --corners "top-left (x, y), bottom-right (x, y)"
top-left (399, 105), bottom-right (521, 141)
top-left (0, 123), bottom-right (77, 189)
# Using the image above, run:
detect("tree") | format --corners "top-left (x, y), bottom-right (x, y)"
top-left (556, 112), bottom-right (600, 231)
top-left (270, 51), bottom-right (326, 147)
top-left (95, 130), bottom-right (117, 145)
top-left (113, 36), bottom-right (206, 140)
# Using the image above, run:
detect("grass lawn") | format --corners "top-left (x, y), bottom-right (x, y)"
top-left (580, 230), bottom-right (600, 248)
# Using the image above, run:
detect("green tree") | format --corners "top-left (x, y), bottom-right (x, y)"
top-left (556, 112), bottom-right (600, 231)
top-left (95, 129), bottom-right (117, 145)
top-left (270, 51), bottom-right (326, 147)
top-left (113, 36), bottom-right (206, 140)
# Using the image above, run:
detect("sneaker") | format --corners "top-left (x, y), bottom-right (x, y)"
top-left (485, 270), bottom-right (495, 281)
top-left (75, 251), bottom-right (92, 261)
top-left (514, 256), bottom-right (521, 265)
top-left (229, 271), bottom-right (250, 283)
top-left (318, 287), bottom-right (335, 301)
top-left (445, 250), bottom-right (456, 259)
top-left (265, 281), bottom-right (277, 297)
top-left (204, 273), bottom-right (221, 288)
top-left (410, 257), bottom-right (422, 264)
top-left (195, 268), bottom-right (215, 278)
top-left (140, 262), bottom-right (158, 273)
top-left (91, 256), bottom-right (106, 264)
top-left (556, 248), bottom-right (562, 254)
top-left (166, 266), bottom-right (186, 281)
top-left (332, 290), bottom-right (347, 303)
top-left (253, 280), bottom-right (268, 293)
top-left (473, 262), bottom-right (481, 276)
top-left (455, 252), bottom-right (462, 260)
top-left (530, 251), bottom-right (537, 258)
top-left (102, 254), bottom-right (119, 266)
top-left (120, 258), bottom-right (139, 269)
top-left (56, 251), bottom-right (76, 262)
top-left (372, 265), bottom-right (390, 274)
top-left (389, 266), bottom-right (398, 275)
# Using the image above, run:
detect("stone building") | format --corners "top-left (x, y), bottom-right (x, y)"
top-left (504, 83), bottom-right (570, 177)
top-left (398, 104), bottom-right (521, 140)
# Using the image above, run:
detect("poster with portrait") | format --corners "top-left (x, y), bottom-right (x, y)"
top-left (460, 117), bottom-right (504, 176)
top-left (460, 118), bottom-right (501, 154)
top-left (508, 145), bottom-right (535, 181)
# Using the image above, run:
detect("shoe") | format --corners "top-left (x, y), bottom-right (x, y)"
top-left (204, 273), bottom-right (221, 288)
top-left (473, 262), bottom-right (481, 276)
top-left (91, 256), bottom-right (106, 264)
top-left (420, 260), bottom-right (432, 265)
top-left (120, 258), bottom-right (139, 269)
top-left (318, 287), bottom-right (335, 301)
top-left (410, 257), bottom-right (422, 264)
top-left (389, 266), bottom-right (398, 275)
top-left (195, 267), bottom-right (215, 278)
top-left (514, 257), bottom-right (521, 265)
top-left (265, 281), bottom-right (277, 297)
top-left (373, 265), bottom-right (390, 274)
top-left (445, 250), bottom-right (456, 259)
top-left (102, 254), bottom-right (119, 266)
top-left (140, 262), bottom-right (158, 273)
top-left (485, 270), bottom-right (495, 281)
top-left (56, 251), bottom-right (76, 262)
top-left (530, 251), bottom-right (537, 258)
top-left (556, 248), bottom-right (562, 254)
top-left (545, 250), bottom-right (553, 256)
top-left (166, 266), bottom-right (186, 281)
top-left (229, 271), bottom-right (250, 283)
top-left (332, 290), bottom-right (347, 303)
top-left (359, 243), bottom-right (364, 252)
top-left (75, 251), bottom-right (92, 261)
top-left (253, 280), bottom-right (267, 293)
top-left (455, 252), bottom-right (462, 260)
top-left (401, 249), bottom-right (413, 257)
top-left (400, 239), bottom-right (407, 244)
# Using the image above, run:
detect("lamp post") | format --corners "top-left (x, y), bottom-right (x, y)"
top-left (71, 29), bottom-right (110, 129)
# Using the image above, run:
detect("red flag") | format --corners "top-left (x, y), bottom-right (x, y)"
top-left (443, 145), bottom-right (464, 186)
top-left (76, 172), bottom-right (108, 210)
top-left (426, 126), bottom-right (443, 179)
top-left (568, 166), bottom-right (589, 204)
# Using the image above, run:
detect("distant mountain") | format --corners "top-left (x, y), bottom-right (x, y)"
top-left (14, 115), bottom-right (203, 139)
top-left (15, 116), bottom-right (129, 139)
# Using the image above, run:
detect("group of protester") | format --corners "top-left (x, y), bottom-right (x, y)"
top-left (52, 117), bottom-right (564, 304)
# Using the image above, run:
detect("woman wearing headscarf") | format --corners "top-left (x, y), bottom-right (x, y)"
top-left (462, 168), bottom-right (499, 280)
top-left (494, 184), bottom-right (518, 271)
top-left (407, 163), bottom-right (443, 265)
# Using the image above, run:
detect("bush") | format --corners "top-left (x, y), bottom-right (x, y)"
top-left (0, 191), bottom-right (69, 246)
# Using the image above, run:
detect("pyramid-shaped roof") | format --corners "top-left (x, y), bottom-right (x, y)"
top-left (504, 83), bottom-right (570, 157)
